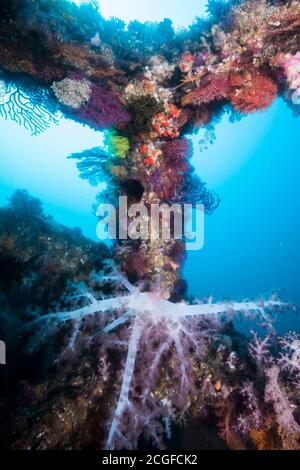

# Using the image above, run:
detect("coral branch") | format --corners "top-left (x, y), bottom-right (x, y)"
top-left (32, 281), bottom-right (289, 449)
top-left (265, 365), bottom-right (300, 438)
top-left (106, 315), bottom-right (142, 449)
top-left (0, 83), bottom-right (59, 135)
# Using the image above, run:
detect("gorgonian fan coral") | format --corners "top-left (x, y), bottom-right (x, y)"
top-left (0, 0), bottom-right (300, 451)
top-left (229, 73), bottom-right (278, 113)
top-left (68, 147), bottom-right (109, 186)
top-left (162, 138), bottom-right (192, 172)
top-left (182, 75), bottom-right (230, 106)
top-left (0, 81), bottom-right (59, 135)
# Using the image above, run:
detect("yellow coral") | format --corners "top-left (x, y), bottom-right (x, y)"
top-left (278, 426), bottom-right (300, 450)
top-left (109, 165), bottom-right (128, 177)
top-left (106, 132), bottom-right (130, 159)
top-left (250, 419), bottom-right (278, 450)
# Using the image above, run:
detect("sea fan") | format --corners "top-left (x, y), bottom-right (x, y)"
top-left (182, 75), bottom-right (230, 106)
top-left (162, 138), bottom-right (192, 172)
top-left (69, 147), bottom-right (108, 186)
top-left (206, 0), bottom-right (232, 20)
top-left (229, 73), bottom-right (278, 114)
top-left (0, 82), bottom-right (59, 135)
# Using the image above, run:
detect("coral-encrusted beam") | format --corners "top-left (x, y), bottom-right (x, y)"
top-left (106, 315), bottom-right (142, 449)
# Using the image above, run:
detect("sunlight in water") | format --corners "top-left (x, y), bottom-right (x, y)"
top-left (71, 0), bottom-right (208, 27)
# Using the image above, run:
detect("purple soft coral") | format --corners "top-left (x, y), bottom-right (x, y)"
top-left (278, 333), bottom-right (300, 393)
top-left (265, 365), bottom-right (300, 437)
top-left (75, 83), bottom-right (131, 130)
top-left (248, 331), bottom-right (273, 375)
top-left (236, 382), bottom-right (263, 437)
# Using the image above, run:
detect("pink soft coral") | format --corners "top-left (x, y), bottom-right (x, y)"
top-left (281, 52), bottom-right (300, 104)
top-left (278, 333), bottom-right (300, 383)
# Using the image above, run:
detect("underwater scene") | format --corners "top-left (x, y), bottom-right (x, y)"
top-left (0, 0), bottom-right (300, 452)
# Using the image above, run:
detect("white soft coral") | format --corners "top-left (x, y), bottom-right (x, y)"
top-left (33, 275), bottom-right (288, 449)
